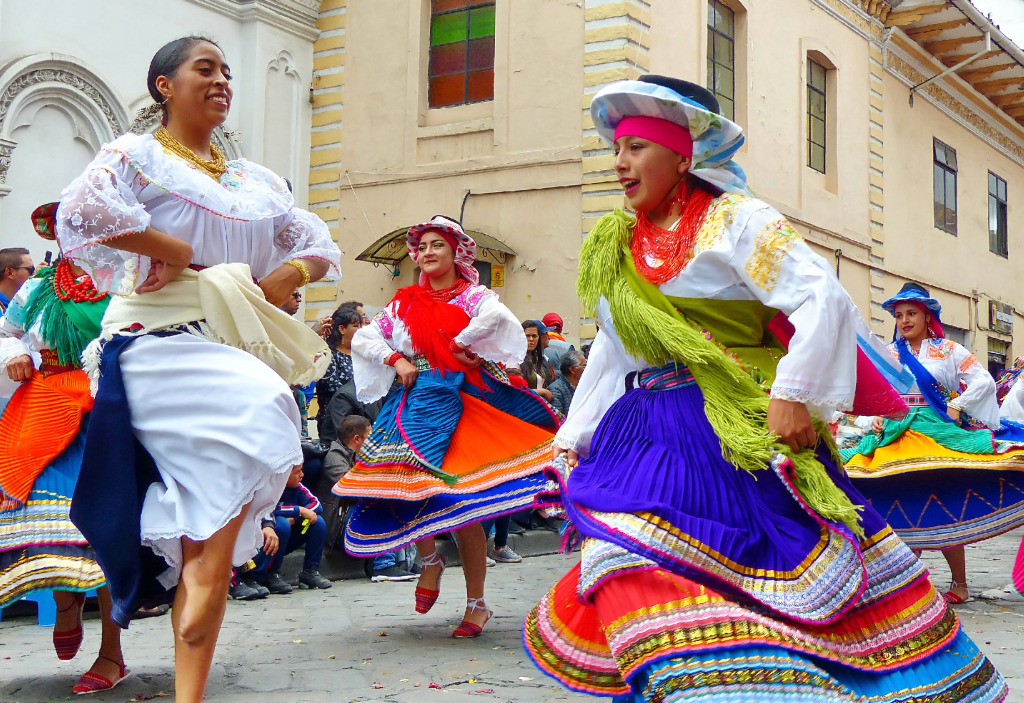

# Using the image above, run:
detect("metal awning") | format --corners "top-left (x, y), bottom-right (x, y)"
top-left (355, 226), bottom-right (516, 265)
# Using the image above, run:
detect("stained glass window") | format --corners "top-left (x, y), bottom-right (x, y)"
top-left (429, 0), bottom-right (495, 108)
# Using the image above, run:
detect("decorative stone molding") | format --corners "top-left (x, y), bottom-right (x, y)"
top-left (0, 67), bottom-right (123, 137)
top-left (811, 0), bottom-right (885, 40)
top-left (186, 0), bottom-right (321, 41)
top-left (0, 138), bottom-right (15, 185)
top-left (886, 48), bottom-right (1024, 166)
top-left (0, 55), bottom-right (129, 192)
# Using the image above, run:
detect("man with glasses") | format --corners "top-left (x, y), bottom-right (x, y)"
top-left (0, 248), bottom-right (34, 314)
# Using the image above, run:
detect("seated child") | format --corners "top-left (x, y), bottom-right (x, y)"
top-left (321, 415), bottom-right (418, 582)
top-left (251, 464), bottom-right (333, 593)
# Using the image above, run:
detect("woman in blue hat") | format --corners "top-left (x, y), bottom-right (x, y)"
top-left (523, 76), bottom-right (1007, 702)
top-left (843, 282), bottom-right (1024, 604)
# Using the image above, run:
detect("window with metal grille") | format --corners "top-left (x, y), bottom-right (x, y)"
top-left (933, 139), bottom-right (957, 235)
top-left (707, 0), bottom-right (735, 120)
top-left (428, 0), bottom-right (495, 109)
top-left (989, 171), bottom-right (1008, 258)
top-left (807, 58), bottom-right (827, 174)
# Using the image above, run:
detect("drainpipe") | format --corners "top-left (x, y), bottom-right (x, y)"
top-left (909, 32), bottom-right (991, 106)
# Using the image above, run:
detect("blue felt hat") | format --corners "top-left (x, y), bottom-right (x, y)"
top-left (882, 282), bottom-right (942, 318)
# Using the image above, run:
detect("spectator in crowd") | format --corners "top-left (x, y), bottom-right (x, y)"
top-left (315, 307), bottom-right (362, 418)
top-left (483, 514), bottom-right (522, 564)
top-left (315, 299), bottom-right (369, 340)
top-left (318, 415), bottom-right (370, 551)
top-left (0, 247), bottom-right (34, 314)
top-left (547, 349), bottom-right (587, 416)
top-left (542, 313), bottom-right (567, 342)
top-left (251, 464), bottom-right (333, 594)
top-left (541, 313), bottom-right (573, 377)
top-left (521, 320), bottom-right (555, 402)
top-left (321, 415), bottom-right (418, 581)
top-left (228, 517), bottom-right (276, 600)
top-left (280, 289), bottom-right (301, 316)
top-left (339, 299), bottom-right (370, 326)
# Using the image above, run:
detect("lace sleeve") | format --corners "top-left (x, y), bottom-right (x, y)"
top-left (274, 208), bottom-right (342, 280)
top-left (351, 307), bottom-right (400, 403)
top-left (56, 151), bottom-right (152, 295)
top-left (454, 289), bottom-right (527, 366)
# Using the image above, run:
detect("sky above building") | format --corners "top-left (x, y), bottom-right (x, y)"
top-left (969, 0), bottom-right (1024, 48)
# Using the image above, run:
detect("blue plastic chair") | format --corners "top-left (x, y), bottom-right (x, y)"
top-left (0, 588), bottom-right (98, 627)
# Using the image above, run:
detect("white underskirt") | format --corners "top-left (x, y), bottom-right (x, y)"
top-left (119, 334), bottom-right (300, 587)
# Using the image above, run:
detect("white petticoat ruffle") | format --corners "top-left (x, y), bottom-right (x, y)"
top-left (118, 333), bottom-right (301, 586)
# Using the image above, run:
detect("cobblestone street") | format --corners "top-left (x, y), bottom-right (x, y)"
top-left (2, 531), bottom-right (1023, 702)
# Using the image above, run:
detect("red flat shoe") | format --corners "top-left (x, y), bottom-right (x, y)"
top-left (453, 597), bottom-right (493, 638)
top-left (414, 552), bottom-right (446, 614)
top-left (73, 655), bottom-right (131, 695)
top-left (942, 589), bottom-right (974, 604)
top-left (53, 592), bottom-right (85, 661)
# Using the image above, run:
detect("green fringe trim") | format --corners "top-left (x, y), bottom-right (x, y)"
top-left (21, 267), bottom-right (108, 367)
top-left (578, 210), bottom-right (863, 537)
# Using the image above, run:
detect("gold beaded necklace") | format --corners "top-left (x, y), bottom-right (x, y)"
top-left (155, 127), bottom-right (227, 181)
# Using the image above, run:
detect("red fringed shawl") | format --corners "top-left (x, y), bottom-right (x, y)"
top-left (392, 280), bottom-right (485, 387)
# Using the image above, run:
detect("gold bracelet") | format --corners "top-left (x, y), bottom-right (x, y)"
top-left (284, 259), bottom-right (311, 287)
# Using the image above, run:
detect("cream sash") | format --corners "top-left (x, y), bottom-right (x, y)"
top-left (99, 263), bottom-right (329, 386)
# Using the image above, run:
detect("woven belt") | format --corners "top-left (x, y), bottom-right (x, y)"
top-left (628, 362), bottom-right (697, 392)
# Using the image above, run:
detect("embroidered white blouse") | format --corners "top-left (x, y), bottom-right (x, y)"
top-left (1000, 377), bottom-right (1024, 425)
top-left (352, 284), bottom-right (526, 403)
top-left (557, 194), bottom-right (881, 454)
top-left (890, 338), bottom-right (1000, 430)
top-left (55, 133), bottom-right (341, 295)
top-left (0, 279), bottom-right (47, 401)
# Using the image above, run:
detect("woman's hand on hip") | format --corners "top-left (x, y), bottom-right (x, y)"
top-left (136, 256), bottom-right (191, 294)
top-left (767, 398), bottom-right (817, 454)
top-left (6, 355), bottom-right (34, 382)
top-left (394, 357), bottom-right (418, 390)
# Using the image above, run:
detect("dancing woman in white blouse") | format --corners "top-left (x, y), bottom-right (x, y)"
top-left (56, 37), bottom-right (340, 702)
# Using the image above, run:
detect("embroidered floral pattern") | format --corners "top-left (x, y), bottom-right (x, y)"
top-left (694, 193), bottom-right (748, 254)
top-left (926, 339), bottom-right (956, 360)
top-left (745, 218), bottom-right (802, 292)
top-left (374, 310), bottom-right (395, 340)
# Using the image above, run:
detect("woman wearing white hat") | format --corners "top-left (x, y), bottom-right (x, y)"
top-left (523, 75), bottom-right (1006, 702)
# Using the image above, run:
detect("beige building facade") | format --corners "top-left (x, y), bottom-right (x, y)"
top-left (308, 0), bottom-right (1024, 375)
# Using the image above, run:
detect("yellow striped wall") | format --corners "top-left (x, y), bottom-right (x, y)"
top-left (306, 0), bottom-right (347, 322)
top-left (579, 0), bottom-right (652, 337)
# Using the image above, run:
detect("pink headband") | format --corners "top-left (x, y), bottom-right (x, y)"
top-left (614, 116), bottom-right (693, 158)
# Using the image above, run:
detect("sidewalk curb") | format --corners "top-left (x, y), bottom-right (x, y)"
top-left (281, 528), bottom-right (568, 583)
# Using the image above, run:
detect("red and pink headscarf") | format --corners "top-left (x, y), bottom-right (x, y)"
top-left (406, 215), bottom-right (479, 287)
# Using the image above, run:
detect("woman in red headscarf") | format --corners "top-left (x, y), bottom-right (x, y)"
top-left (334, 215), bottom-right (558, 638)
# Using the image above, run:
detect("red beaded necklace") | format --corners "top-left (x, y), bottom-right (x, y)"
top-left (631, 181), bottom-right (717, 285)
top-left (52, 258), bottom-right (107, 303)
top-left (426, 278), bottom-right (471, 303)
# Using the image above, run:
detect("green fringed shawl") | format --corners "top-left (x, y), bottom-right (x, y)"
top-left (20, 267), bottom-right (110, 367)
top-left (578, 209), bottom-right (864, 537)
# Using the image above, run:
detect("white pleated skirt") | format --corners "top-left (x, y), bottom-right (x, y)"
top-left (119, 333), bottom-right (300, 587)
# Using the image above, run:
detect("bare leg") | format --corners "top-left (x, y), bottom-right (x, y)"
top-left (941, 545), bottom-right (969, 600)
top-left (171, 506), bottom-right (249, 703)
top-left (453, 523), bottom-right (488, 627)
top-left (415, 537), bottom-right (442, 591)
top-left (53, 589), bottom-right (83, 634)
top-left (78, 587), bottom-right (125, 681)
